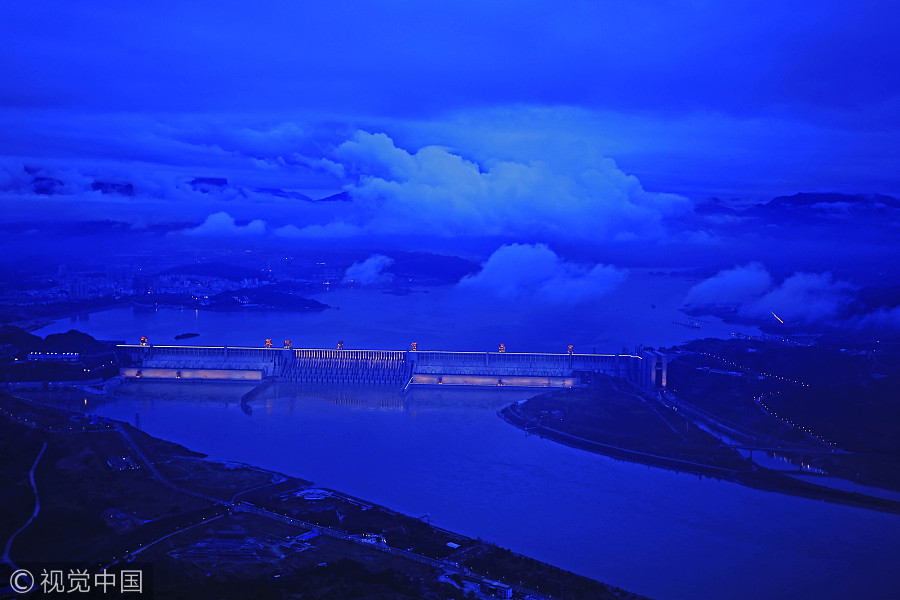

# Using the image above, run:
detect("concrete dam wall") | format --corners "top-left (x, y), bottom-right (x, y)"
top-left (118, 344), bottom-right (663, 389)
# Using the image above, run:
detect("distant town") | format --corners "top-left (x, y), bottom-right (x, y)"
top-left (0, 249), bottom-right (478, 327)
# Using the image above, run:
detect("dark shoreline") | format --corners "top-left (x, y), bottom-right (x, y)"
top-left (499, 403), bottom-right (737, 478)
top-left (1, 391), bottom-right (642, 600)
top-left (13, 296), bottom-right (330, 333)
top-left (498, 404), bottom-right (900, 516)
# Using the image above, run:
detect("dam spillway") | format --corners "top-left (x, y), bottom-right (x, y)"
top-left (117, 344), bottom-right (665, 389)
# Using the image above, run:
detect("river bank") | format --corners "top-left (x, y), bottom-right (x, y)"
top-left (498, 402), bottom-right (738, 478)
top-left (9, 291), bottom-right (329, 335)
top-left (0, 391), bottom-right (642, 600)
top-left (11, 378), bottom-right (900, 600)
top-left (499, 403), bottom-right (900, 516)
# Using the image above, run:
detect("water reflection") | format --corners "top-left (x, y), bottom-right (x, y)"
top-left (269, 382), bottom-right (408, 411)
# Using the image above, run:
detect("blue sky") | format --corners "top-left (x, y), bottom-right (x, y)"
top-left (1, 1), bottom-right (899, 329)
top-left (2, 0), bottom-right (898, 202)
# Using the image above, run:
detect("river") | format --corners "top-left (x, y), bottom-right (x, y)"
top-left (34, 381), bottom-right (900, 600)
top-left (29, 280), bottom-right (900, 599)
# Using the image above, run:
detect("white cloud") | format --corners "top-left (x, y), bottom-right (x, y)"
top-left (273, 221), bottom-right (361, 239)
top-left (745, 272), bottom-right (855, 323)
top-left (182, 211), bottom-right (266, 236)
top-left (685, 264), bottom-right (857, 324)
top-left (328, 130), bottom-right (690, 243)
top-left (856, 305), bottom-right (900, 330)
top-left (291, 155), bottom-right (346, 178)
top-left (458, 243), bottom-right (625, 305)
top-left (343, 254), bottom-right (394, 285)
top-left (685, 263), bottom-right (772, 306)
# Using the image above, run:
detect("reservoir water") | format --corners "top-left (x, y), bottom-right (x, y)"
top-left (34, 271), bottom-right (760, 352)
top-left (31, 281), bottom-right (900, 599)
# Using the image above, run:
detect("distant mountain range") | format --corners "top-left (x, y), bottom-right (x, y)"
top-left (696, 192), bottom-right (900, 220)
top-left (765, 192), bottom-right (900, 209)
top-left (3, 165), bottom-right (346, 203)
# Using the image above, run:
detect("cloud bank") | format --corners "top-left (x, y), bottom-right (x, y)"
top-left (459, 243), bottom-right (625, 305)
top-left (1, 126), bottom-right (697, 252)
top-left (343, 254), bottom-right (394, 286)
top-left (857, 305), bottom-right (900, 331)
top-left (329, 131), bottom-right (690, 243)
top-left (684, 263), bottom-right (773, 306)
top-left (273, 222), bottom-right (362, 240)
top-left (685, 264), bottom-right (858, 324)
top-left (182, 211), bottom-right (266, 237)
top-left (750, 272), bottom-right (856, 323)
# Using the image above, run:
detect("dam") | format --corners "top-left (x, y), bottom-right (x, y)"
top-left (118, 344), bottom-right (668, 390)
